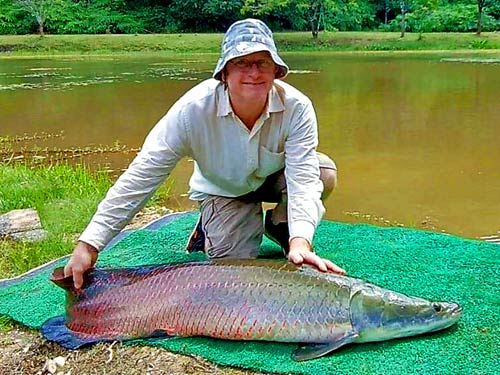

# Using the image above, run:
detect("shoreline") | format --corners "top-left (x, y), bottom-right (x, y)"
top-left (1, 48), bottom-right (499, 60)
top-left (1, 32), bottom-right (500, 58)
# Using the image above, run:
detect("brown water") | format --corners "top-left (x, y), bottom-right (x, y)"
top-left (1, 53), bottom-right (499, 239)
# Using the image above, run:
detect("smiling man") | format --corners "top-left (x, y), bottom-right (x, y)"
top-left (64, 19), bottom-right (345, 289)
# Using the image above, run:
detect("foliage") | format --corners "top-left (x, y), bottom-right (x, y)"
top-left (0, 0), bottom-right (499, 42)
top-left (242, 0), bottom-right (378, 33)
top-left (327, 0), bottom-right (378, 31)
top-left (15, 0), bottom-right (52, 34)
top-left (0, 0), bottom-right (30, 34)
top-left (168, 0), bottom-right (244, 32)
top-left (127, 5), bottom-right (175, 33)
top-left (43, 0), bottom-right (143, 34)
top-left (384, 3), bottom-right (499, 32)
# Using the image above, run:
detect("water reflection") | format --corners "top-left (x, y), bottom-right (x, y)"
top-left (1, 53), bottom-right (499, 239)
top-left (0, 59), bottom-right (207, 91)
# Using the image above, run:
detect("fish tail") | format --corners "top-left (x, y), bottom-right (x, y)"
top-left (50, 267), bottom-right (77, 291)
top-left (50, 265), bottom-right (155, 293)
top-left (41, 316), bottom-right (107, 349)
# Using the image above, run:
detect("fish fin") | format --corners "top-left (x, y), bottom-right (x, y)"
top-left (149, 329), bottom-right (175, 339)
top-left (41, 317), bottom-right (176, 349)
top-left (41, 316), bottom-right (109, 349)
top-left (292, 331), bottom-right (359, 361)
top-left (50, 265), bottom-right (164, 295)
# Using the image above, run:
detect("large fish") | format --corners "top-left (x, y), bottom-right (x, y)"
top-left (42, 260), bottom-right (462, 361)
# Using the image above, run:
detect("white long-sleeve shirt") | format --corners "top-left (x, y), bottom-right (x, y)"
top-left (79, 78), bottom-right (325, 250)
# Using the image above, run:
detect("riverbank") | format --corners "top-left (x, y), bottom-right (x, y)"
top-left (1, 32), bottom-right (500, 56)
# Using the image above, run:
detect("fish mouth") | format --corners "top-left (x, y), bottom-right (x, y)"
top-left (429, 302), bottom-right (463, 332)
top-left (449, 303), bottom-right (463, 318)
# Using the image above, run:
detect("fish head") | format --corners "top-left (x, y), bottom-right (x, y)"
top-left (350, 284), bottom-right (462, 343)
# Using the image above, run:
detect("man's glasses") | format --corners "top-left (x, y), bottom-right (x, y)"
top-left (229, 58), bottom-right (275, 73)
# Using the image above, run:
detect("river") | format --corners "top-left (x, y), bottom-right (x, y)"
top-left (1, 52), bottom-right (499, 240)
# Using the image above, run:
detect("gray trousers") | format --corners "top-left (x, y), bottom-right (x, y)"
top-left (197, 152), bottom-right (336, 259)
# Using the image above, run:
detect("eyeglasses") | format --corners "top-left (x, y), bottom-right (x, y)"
top-left (229, 58), bottom-right (275, 73)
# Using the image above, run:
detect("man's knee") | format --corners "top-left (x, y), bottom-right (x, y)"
top-left (320, 167), bottom-right (337, 200)
top-left (317, 152), bottom-right (337, 200)
top-left (200, 195), bottom-right (263, 259)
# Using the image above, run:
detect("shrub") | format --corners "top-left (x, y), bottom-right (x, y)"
top-left (385, 4), bottom-right (499, 32)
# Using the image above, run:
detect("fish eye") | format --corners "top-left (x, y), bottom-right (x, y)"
top-left (432, 303), bottom-right (442, 313)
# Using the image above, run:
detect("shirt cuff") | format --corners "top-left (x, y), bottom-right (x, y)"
top-left (78, 225), bottom-right (111, 252)
top-left (289, 220), bottom-right (315, 245)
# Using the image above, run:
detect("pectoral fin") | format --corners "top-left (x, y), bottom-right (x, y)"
top-left (292, 331), bottom-right (359, 361)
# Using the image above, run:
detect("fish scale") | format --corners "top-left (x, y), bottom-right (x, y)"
top-left (42, 259), bottom-right (462, 361)
top-left (65, 261), bottom-right (348, 342)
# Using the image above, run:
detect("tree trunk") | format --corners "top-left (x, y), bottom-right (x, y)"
top-left (476, 0), bottom-right (483, 36)
top-left (400, 0), bottom-right (406, 38)
top-left (384, 0), bottom-right (389, 24)
top-left (39, 20), bottom-right (44, 36)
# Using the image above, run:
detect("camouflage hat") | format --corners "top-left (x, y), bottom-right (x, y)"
top-left (213, 18), bottom-right (288, 80)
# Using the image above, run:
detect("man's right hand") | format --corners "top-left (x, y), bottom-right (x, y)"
top-left (63, 241), bottom-right (99, 289)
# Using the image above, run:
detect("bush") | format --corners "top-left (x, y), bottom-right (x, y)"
top-left (385, 4), bottom-right (499, 32)
top-left (0, 0), bottom-right (37, 34)
top-left (127, 6), bottom-right (176, 33)
top-left (328, 0), bottom-right (378, 31)
top-left (45, 1), bottom-right (145, 34)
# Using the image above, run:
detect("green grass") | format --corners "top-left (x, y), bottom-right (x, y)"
top-left (0, 164), bottom-right (113, 279)
top-left (0, 162), bottom-right (175, 280)
top-left (0, 316), bottom-right (14, 332)
top-left (0, 32), bottom-right (499, 57)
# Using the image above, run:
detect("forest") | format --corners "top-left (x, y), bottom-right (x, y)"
top-left (0, 0), bottom-right (499, 36)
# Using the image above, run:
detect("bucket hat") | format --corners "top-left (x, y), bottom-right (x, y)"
top-left (213, 19), bottom-right (288, 80)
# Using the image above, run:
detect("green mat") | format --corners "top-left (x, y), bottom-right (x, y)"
top-left (1, 212), bottom-right (499, 375)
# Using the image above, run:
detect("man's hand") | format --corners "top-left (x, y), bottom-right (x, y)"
top-left (63, 241), bottom-right (99, 289)
top-left (288, 237), bottom-right (346, 275)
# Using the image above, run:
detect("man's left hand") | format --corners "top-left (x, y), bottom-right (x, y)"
top-left (288, 237), bottom-right (346, 275)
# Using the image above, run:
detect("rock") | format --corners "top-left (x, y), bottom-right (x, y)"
top-left (9, 229), bottom-right (48, 242)
top-left (0, 208), bottom-right (47, 242)
top-left (53, 356), bottom-right (66, 367)
top-left (41, 356), bottom-right (66, 374)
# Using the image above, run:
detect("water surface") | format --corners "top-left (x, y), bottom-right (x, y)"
top-left (1, 53), bottom-right (499, 239)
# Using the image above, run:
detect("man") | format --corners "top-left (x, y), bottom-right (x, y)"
top-left (64, 18), bottom-right (346, 289)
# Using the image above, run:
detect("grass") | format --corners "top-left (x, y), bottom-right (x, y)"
top-left (0, 32), bottom-right (500, 57)
top-left (0, 163), bottom-right (112, 279)
top-left (0, 316), bottom-right (14, 332)
top-left (0, 161), bottom-right (174, 281)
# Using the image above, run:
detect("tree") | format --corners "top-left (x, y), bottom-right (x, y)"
top-left (16, 0), bottom-right (53, 35)
top-left (308, 0), bottom-right (325, 38)
top-left (399, 0), bottom-right (407, 37)
top-left (476, 0), bottom-right (495, 35)
top-left (243, 0), bottom-right (330, 38)
top-left (398, 0), bottom-right (436, 38)
top-left (169, 0), bottom-right (243, 32)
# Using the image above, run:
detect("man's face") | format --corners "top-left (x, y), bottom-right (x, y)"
top-left (224, 51), bottom-right (278, 103)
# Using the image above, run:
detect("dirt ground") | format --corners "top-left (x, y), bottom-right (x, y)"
top-left (0, 327), bottom-right (267, 375)
top-left (0, 207), bottom-right (270, 375)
